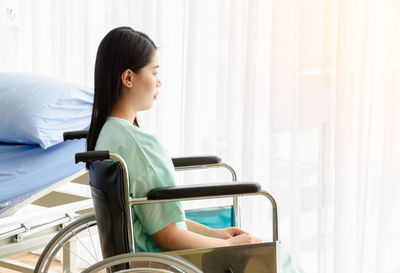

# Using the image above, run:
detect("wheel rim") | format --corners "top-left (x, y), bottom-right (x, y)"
top-left (81, 253), bottom-right (202, 273)
top-left (35, 214), bottom-right (202, 273)
top-left (35, 214), bottom-right (101, 273)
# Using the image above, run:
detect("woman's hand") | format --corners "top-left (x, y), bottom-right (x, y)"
top-left (212, 227), bottom-right (246, 239)
top-left (186, 219), bottom-right (246, 239)
top-left (226, 232), bottom-right (263, 246)
top-left (184, 219), bottom-right (262, 247)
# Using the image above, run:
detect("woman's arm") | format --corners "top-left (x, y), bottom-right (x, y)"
top-left (185, 219), bottom-right (213, 237)
top-left (151, 222), bottom-right (261, 251)
top-left (185, 219), bottom-right (246, 239)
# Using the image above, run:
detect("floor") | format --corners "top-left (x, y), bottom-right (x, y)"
top-left (0, 252), bottom-right (64, 273)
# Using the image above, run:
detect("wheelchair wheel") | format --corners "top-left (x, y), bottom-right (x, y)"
top-left (34, 213), bottom-right (101, 273)
top-left (81, 252), bottom-right (202, 273)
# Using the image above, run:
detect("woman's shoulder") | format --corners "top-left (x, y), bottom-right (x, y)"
top-left (96, 117), bottom-right (161, 154)
top-left (107, 117), bottom-right (156, 138)
top-left (96, 117), bottom-right (137, 150)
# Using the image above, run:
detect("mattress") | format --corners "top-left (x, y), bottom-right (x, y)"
top-left (0, 139), bottom-right (86, 215)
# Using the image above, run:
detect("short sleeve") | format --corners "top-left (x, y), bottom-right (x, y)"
top-left (132, 164), bottom-right (186, 235)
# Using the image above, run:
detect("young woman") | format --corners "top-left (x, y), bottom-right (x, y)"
top-left (87, 26), bottom-right (262, 253)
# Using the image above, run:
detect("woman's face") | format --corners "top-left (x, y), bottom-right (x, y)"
top-left (131, 52), bottom-right (161, 111)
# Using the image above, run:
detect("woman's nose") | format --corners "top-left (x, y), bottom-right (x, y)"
top-left (157, 78), bottom-right (162, 88)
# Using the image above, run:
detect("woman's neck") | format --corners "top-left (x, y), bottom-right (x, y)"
top-left (109, 100), bottom-right (136, 124)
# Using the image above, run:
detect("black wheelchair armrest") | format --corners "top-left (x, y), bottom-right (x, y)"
top-left (172, 156), bottom-right (221, 167)
top-left (76, 152), bottom-right (221, 167)
top-left (63, 130), bottom-right (89, 141)
top-left (75, 151), bottom-right (110, 164)
top-left (147, 182), bottom-right (261, 200)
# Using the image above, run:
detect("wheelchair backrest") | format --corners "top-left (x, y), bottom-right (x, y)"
top-left (89, 160), bottom-right (130, 260)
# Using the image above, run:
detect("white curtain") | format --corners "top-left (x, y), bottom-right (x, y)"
top-left (1, 0), bottom-right (399, 272)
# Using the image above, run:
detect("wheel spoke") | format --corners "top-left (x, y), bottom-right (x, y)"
top-left (70, 230), bottom-right (98, 263)
top-left (86, 223), bottom-right (99, 262)
top-left (62, 243), bottom-right (94, 267)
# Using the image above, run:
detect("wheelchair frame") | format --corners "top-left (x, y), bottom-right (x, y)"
top-left (106, 152), bottom-right (279, 252)
top-left (34, 156), bottom-right (252, 272)
top-left (34, 131), bottom-right (280, 272)
top-left (81, 152), bottom-right (280, 272)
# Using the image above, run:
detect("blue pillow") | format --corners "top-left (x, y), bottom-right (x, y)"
top-left (0, 73), bottom-right (93, 148)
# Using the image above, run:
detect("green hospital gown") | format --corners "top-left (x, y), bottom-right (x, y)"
top-left (95, 117), bottom-right (187, 252)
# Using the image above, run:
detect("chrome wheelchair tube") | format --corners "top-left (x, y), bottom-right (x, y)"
top-left (175, 163), bottom-right (237, 181)
top-left (110, 153), bottom-right (136, 253)
top-left (130, 191), bottom-right (279, 242)
top-left (175, 163), bottom-right (240, 228)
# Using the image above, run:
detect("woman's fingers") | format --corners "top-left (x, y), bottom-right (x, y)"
top-left (226, 232), bottom-right (262, 246)
top-left (229, 227), bottom-right (246, 236)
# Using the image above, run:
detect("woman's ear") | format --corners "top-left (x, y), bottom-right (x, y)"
top-left (121, 69), bottom-right (134, 88)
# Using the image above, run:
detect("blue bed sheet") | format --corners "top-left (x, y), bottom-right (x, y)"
top-left (0, 139), bottom-right (86, 215)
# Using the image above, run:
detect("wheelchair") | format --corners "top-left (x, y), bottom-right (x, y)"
top-left (34, 131), bottom-right (280, 273)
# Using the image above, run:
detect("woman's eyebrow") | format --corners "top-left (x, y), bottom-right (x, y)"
top-left (153, 65), bottom-right (159, 68)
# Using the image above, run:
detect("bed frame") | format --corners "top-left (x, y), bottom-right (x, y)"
top-left (0, 169), bottom-right (93, 272)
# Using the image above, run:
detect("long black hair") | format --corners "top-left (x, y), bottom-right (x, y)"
top-left (87, 27), bottom-right (157, 152)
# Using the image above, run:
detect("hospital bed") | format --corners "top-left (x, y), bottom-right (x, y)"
top-left (0, 136), bottom-right (93, 272)
top-left (0, 72), bottom-right (94, 272)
